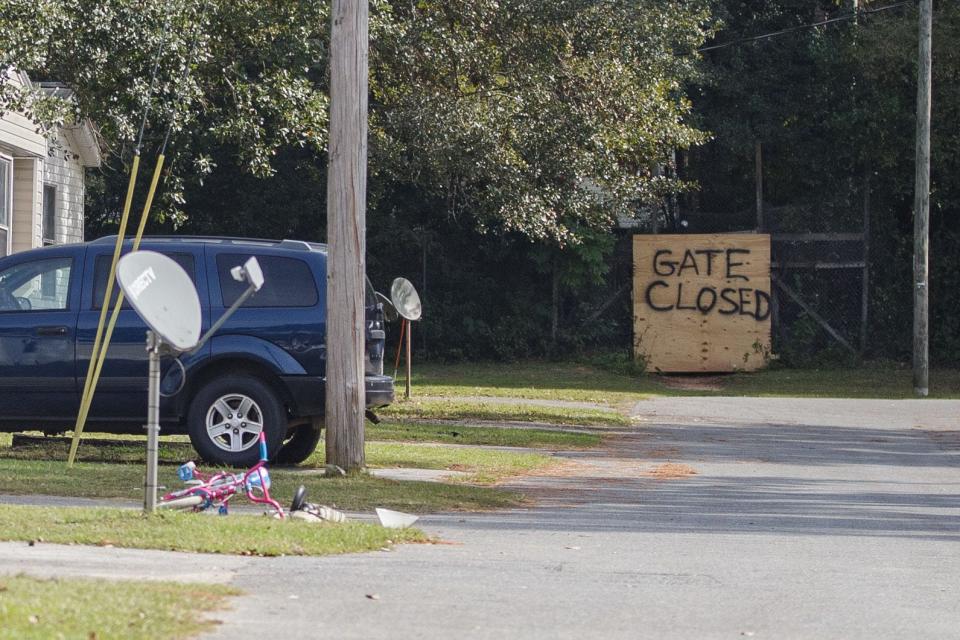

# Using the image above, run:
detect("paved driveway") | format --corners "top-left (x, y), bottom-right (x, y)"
top-left (2, 397), bottom-right (958, 639)
top-left (199, 397), bottom-right (959, 639)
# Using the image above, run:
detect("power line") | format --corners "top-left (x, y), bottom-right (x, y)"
top-left (697, 1), bottom-right (915, 53)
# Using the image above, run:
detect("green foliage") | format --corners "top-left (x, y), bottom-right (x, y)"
top-left (582, 350), bottom-right (648, 377)
top-left (776, 312), bottom-right (858, 369)
top-left (689, 1), bottom-right (960, 365)
top-left (372, 0), bottom-right (714, 244)
top-left (2, 0), bottom-right (712, 239)
top-left (1, 0), bottom-right (332, 224)
top-left (0, 1), bottom-right (721, 360)
top-left (23, 1), bottom-right (958, 364)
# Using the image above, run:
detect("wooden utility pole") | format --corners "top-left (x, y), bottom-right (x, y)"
top-left (912, 0), bottom-right (932, 397)
top-left (326, 0), bottom-right (368, 468)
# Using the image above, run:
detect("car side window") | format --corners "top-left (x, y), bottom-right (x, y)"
top-left (92, 253), bottom-right (196, 310)
top-left (216, 254), bottom-right (318, 308)
top-left (0, 257), bottom-right (72, 312)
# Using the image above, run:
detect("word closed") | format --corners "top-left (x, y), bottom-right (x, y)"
top-left (633, 234), bottom-right (771, 373)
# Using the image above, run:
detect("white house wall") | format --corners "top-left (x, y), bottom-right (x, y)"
top-left (43, 133), bottom-right (85, 244)
top-left (0, 71), bottom-right (46, 158)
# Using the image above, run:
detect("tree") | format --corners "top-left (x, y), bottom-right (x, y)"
top-left (371, 0), bottom-right (713, 246)
top-left (1, 0), bottom-right (332, 223)
top-left (688, 0), bottom-right (960, 365)
top-left (2, 0), bottom-right (721, 360)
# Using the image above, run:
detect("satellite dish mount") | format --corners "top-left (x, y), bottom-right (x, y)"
top-left (389, 277), bottom-right (422, 400)
top-left (116, 251), bottom-right (264, 512)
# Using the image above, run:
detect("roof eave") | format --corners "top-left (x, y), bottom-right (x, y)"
top-left (61, 118), bottom-right (102, 168)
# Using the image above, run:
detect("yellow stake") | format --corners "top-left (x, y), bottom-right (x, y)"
top-left (68, 153), bottom-right (142, 465)
top-left (69, 156), bottom-right (167, 465)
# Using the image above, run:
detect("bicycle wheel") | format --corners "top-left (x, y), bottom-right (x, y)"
top-left (157, 495), bottom-right (204, 510)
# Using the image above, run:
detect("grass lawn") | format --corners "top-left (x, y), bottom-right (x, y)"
top-left (0, 453), bottom-right (525, 512)
top-left (714, 367), bottom-right (960, 399)
top-left (313, 442), bottom-right (556, 484)
top-left (0, 457), bottom-right (526, 512)
top-left (380, 399), bottom-right (630, 426)
top-left (0, 573), bottom-right (236, 640)
top-left (0, 432), bottom-right (556, 486)
top-left (368, 420), bottom-right (600, 449)
top-left (410, 361), bottom-right (960, 401)
top-left (410, 361), bottom-right (656, 405)
top-left (0, 504), bottom-right (425, 556)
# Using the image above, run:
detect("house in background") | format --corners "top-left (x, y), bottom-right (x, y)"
top-left (0, 69), bottom-right (101, 257)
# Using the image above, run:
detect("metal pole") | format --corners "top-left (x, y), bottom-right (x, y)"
top-left (913, 0), bottom-right (932, 397)
top-left (405, 321), bottom-right (412, 399)
top-left (144, 331), bottom-right (161, 512)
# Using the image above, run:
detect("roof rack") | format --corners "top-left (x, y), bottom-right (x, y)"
top-left (90, 235), bottom-right (328, 252)
top-left (91, 235), bottom-right (281, 246)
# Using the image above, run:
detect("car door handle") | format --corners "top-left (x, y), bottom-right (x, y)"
top-left (35, 326), bottom-right (68, 336)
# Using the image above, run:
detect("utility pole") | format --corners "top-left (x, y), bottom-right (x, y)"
top-left (755, 141), bottom-right (763, 231)
top-left (326, 0), bottom-right (368, 469)
top-left (912, 0), bottom-right (932, 397)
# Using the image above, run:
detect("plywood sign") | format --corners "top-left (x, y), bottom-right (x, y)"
top-left (633, 234), bottom-right (771, 372)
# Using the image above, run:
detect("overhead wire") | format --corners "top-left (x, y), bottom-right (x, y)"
top-left (697, 1), bottom-right (915, 53)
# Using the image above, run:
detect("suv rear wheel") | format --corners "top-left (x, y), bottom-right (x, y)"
top-left (276, 418), bottom-right (323, 465)
top-left (187, 374), bottom-right (286, 467)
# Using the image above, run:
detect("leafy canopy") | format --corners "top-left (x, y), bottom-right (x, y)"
top-left (1, 0), bottom-right (712, 243)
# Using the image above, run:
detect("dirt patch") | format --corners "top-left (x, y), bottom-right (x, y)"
top-left (644, 463), bottom-right (698, 480)
top-left (643, 447), bottom-right (681, 458)
top-left (514, 458), bottom-right (592, 479)
top-left (657, 375), bottom-right (726, 392)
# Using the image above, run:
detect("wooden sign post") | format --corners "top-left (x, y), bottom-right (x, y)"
top-left (633, 234), bottom-right (772, 372)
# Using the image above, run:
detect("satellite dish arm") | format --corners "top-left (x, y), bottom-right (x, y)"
top-left (187, 257), bottom-right (264, 356)
top-left (187, 283), bottom-right (257, 355)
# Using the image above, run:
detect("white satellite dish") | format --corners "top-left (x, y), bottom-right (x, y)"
top-left (116, 250), bottom-right (264, 514)
top-left (117, 251), bottom-right (202, 351)
top-left (390, 277), bottom-right (422, 321)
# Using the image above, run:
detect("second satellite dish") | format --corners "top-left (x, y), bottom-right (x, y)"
top-left (390, 277), bottom-right (422, 321)
top-left (117, 250), bottom-right (202, 351)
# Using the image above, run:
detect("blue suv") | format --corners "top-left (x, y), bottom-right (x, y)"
top-left (0, 236), bottom-right (394, 465)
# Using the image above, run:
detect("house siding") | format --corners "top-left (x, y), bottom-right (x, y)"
top-left (43, 133), bottom-right (85, 244)
top-left (0, 71), bottom-right (46, 158)
top-left (1, 70), bottom-right (93, 253)
top-left (11, 158), bottom-right (41, 253)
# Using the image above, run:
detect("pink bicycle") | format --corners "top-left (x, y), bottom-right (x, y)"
top-left (158, 432), bottom-right (284, 518)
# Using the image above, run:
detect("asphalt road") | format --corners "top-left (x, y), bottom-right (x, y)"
top-left (2, 396), bottom-right (958, 639)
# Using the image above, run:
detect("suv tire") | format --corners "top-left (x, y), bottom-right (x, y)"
top-left (276, 419), bottom-right (323, 465)
top-left (187, 374), bottom-right (286, 467)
